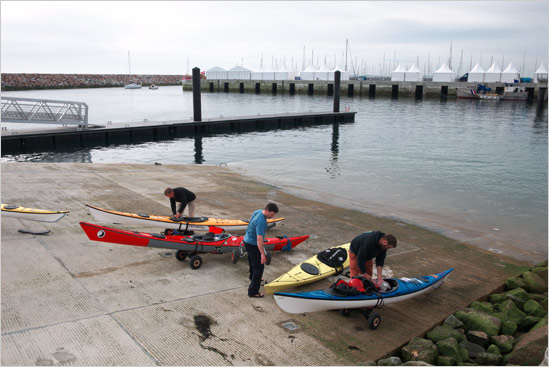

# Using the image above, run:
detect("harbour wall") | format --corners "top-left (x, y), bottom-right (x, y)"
top-left (1, 73), bottom-right (184, 90)
top-left (185, 79), bottom-right (548, 100)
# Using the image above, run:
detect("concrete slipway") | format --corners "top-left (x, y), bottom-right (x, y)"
top-left (1, 162), bottom-right (531, 366)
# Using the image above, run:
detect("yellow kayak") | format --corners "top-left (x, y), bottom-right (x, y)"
top-left (265, 243), bottom-right (350, 294)
top-left (1, 204), bottom-right (69, 222)
top-left (86, 204), bottom-right (285, 232)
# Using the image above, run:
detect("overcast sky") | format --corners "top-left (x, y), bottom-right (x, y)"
top-left (1, 1), bottom-right (547, 77)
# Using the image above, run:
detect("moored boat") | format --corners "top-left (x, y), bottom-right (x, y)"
top-left (273, 268), bottom-right (453, 314)
top-left (1, 204), bottom-right (69, 222)
top-left (457, 84), bottom-right (501, 101)
top-left (80, 221), bottom-right (308, 269)
top-left (86, 204), bottom-right (285, 231)
top-left (502, 84), bottom-right (528, 101)
top-left (264, 243), bottom-right (350, 294)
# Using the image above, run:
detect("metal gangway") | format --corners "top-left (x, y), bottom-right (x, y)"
top-left (1, 96), bottom-right (88, 128)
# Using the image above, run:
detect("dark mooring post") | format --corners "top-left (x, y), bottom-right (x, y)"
top-left (333, 70), bottom-right (341, 112)
top-left (192, 67), bottom-right (202, 122)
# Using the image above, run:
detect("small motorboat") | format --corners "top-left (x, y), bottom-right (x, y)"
top-left (86, 204), bottom-right (285, 232)
top-left (124, 82), bottom-right (142, 89)
top-left (80, 221), bottom-right (309, 269)
top-left (1, 204), bottom-right (69, 222)
top-left (149, 84), bottom-right (159, 90)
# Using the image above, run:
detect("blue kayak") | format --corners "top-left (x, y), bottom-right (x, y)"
top-left (274, 268), bottom-right (453, 314)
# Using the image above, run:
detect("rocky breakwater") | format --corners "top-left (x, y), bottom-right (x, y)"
top-left (375, 260), bottom-right (548, 366)
top-left (1, 73), bottom-right (185, 90)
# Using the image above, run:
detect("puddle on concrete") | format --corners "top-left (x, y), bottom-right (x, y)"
top-left (194, 314), bottom-right (214, 342)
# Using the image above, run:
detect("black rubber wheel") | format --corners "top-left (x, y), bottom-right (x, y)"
top-left (339, 309), bottom-right (351, 316)
top-left (175, 250), bottom-right (188, 261)
top-left (231, 249), bottom-right (239, 264)
top-left (189, 255), bottom-right (203, 269)
top-left (368, 312), bottom-right (381, 330)
top-left (265, 251), bottom-right (271, 265)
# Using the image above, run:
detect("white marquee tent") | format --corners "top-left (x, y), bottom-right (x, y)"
top-left (501, 62), bottom-right (520, 83)
top-left (468, 63), bottom-right (485, 82)
top-left (206, 66), bottom-right (227, 79)
top-left (251, 62), bottom-right (265, 80)
top-left (314, 61), bottom-right (332, 81)
top-left (432, 62), bottom-right (456, 82)
top-left (227, 66), bottom-right (251, 80)
top-left (300, 64), bottom-right (318, 81)
top-left (274, 61), bottom-right (295, 80)
top-left (484, 63), bottom-right (502, 83)
top-left (391, 64), bottom-right (406, 81)
top-left (405, 64), bottom-right (422, 82)
top-left (329, 66), bottom-right (349, 81)
top-left (535, 64), bottom-right (548, 83)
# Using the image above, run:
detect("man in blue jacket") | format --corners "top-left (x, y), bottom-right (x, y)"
top-left (244, 203), bottom-right (279, 298)
top-left (349, 231), bottom-right (397, 287)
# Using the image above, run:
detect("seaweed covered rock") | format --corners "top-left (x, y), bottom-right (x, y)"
top-left (466, 330), bottom-right (489, 347)
top-left (500, 319), bottom-right (518, 335)
top-left (470, 301), bottom-right (494, 314)
top-left (523, 299), bottom-right (547, 318)
top-left (402, 361), bottom-right (432, 366)
top-left (443, 314), bottom-right (464, 329)
top-left (401, 337), bottom-right (438, 365)
top-left (522, 271), bottom-right (547, 294)
top-left (504, 325), bottom-right (548, 365)
top-left (377, 356), bottom-right (402, 366)
top-left (489, 334), bottom-right (514, 353)
top-left (455, 308), bottom-right (501, 337)
top-left (505, 277), bottom-right (529, 291)
top-left (425, 325), bottom-right (465, 343)
top-left (519, 315), bottom-right (541, 330)
top-left (530, 266), bottom-right (548, 282)
top-left (531, 314), bottom-right (547, 331)
top-left (489, 293), bottom-right (507, 304)
top-left (436, 355), bottom-right (455, 366)
top-left (436, 337), bottom-right (465, 364)
top-left (503, 288), bottom-right (529, 309)
top-left (459, 340), bottom-right (485, 359)
top-left (475, 352), bottom-right (502, 365)
top-left (494, 300), bottom-right (527, 325)
top-left (486, 344), bottom-right (501, 355)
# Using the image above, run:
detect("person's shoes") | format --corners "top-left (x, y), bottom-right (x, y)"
top-left (248, 293), bottom-right (264, 298)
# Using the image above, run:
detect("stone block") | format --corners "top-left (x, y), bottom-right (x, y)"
top-left (489, 334), bottom-right (514, 353)
top-left (455, 308), bottom-right (501, 337)
top-left (426, 325), bottom-right (465, 343)
top-left (522, 271), bottom-right (547, 294)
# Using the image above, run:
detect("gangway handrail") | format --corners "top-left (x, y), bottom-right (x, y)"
top-left (1, 96), bottom-right (88, 128)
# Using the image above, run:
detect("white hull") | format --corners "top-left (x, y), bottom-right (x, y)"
top-left (124, 84), bottom-right (142, 89)
top-left (2, 210), bottom-right (68, 223)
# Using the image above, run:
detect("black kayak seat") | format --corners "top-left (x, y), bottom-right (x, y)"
top-left (4, 205), bottom-right (19, 210)
top-left (137, 213), bottom-right (150, 218)
top-left (191, 233), bottom-right (231, 242)
top-left (169, 216), bottom-right (209, 223)
top-left (300, 263), bottom-right (320, 275)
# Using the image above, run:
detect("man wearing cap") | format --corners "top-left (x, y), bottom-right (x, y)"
top-left (349, 231), bottom-right (397, 287)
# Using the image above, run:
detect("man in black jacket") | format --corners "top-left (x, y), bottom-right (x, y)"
top-left (164, 187), bottom-right (196, 218)
top-left (349, 231), bottom-right (397, 287)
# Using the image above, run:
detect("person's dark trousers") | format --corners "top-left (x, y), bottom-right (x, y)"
top-left (245, 242), bottom-right (264, 296)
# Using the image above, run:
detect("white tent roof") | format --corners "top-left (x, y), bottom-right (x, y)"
top-left (535, 64), bottom-right (548, 74)
top-left (318, 62), bottom-right (332, 72)
top-left (207, 66), bottom-right (226, 72)
top-left (469, 63), bottom-right (485, 73)
top-left (393, 64), bottom-right (407, 72)
top-left (229, 65), bottom-right (251, 72)
top-left (434, 62), bottom-right (454, 73)
top-left (303, 64), bottom-right (318, 72)
top-left (407, 64), bottom-right (421, 73)
top-left (486, 63), bottom-right (502, 73)
top-left (502, 62), bottom-right (519, 74)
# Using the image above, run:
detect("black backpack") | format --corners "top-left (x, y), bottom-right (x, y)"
top-left (317, 247), bottom-right (348, 269)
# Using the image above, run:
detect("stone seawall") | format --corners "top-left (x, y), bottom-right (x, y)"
top-left (1, 73), bottom-right (184, 90)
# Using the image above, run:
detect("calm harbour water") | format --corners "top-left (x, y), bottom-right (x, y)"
top-left (2, 86), bottom-right (547, 263)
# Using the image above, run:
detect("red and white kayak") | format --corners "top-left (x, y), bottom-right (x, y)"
top-left (80, 221), bottom-right (309, 269)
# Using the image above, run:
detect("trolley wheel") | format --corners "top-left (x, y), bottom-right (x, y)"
top-left (339, 308), bottom-right (351, 316)
top-left (265, 250), bottom-right (271, 265)
top-left (175, 250), bottom-right (188, 261)
top-left (231, 249), bottom-right (239, 264)
top-left (189, 255), bottom-right (203, 270)
top-left (367, 312), bottom-right (381, 330)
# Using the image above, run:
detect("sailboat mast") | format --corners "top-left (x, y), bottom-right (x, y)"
top-left (128, 51), bottom-right (132, 81)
